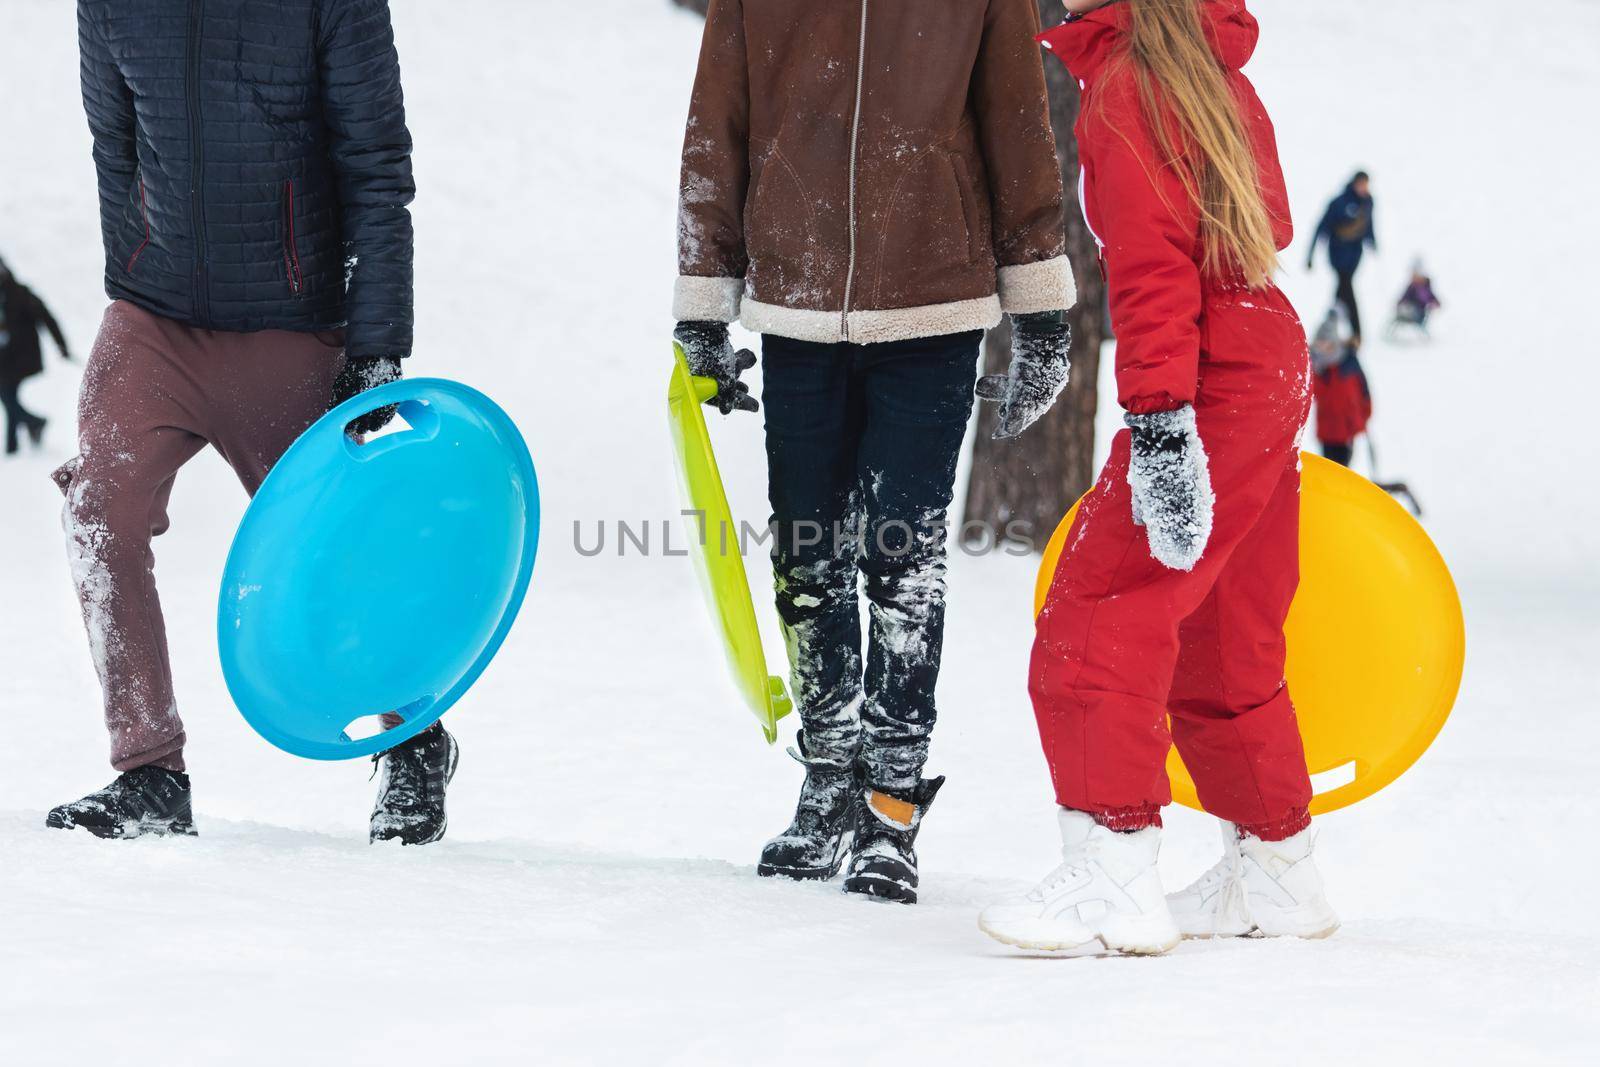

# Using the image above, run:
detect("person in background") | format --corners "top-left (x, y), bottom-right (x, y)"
top-left (1310, 307), bottom-right (1371, 466)
top-left (0, 258), bottom-right (72, 455)
top-left (1308, 170), bottom-right (1376, 340)
top-left (1392, 260), bottom-right (1441, 336)
top-left (981, 0), bottom-right (1338, 957)
top-left (674, 0), bottom-right (1076, 904)
top-left (49, 0), bottom-right (454, 845)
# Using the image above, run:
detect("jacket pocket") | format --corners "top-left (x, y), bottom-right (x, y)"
top-left (124, 174), bottom-right (151, 275)
top-left (280, 179), bottom-right (304, 295)
top-left (948, 151), bottom-right (989, 265)
top-left (745, 143), bottom-right (812, 263)
top-left (869, 150), bottom-right (973, 307)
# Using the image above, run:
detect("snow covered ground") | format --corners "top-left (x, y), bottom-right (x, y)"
top-left (2, 1), bottom-right (1597, 1063)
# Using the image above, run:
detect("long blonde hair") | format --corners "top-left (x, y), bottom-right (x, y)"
top-left (1113, 0), bottom-right (1280, 287)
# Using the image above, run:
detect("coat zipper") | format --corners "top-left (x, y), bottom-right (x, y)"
top-left (185, 0), bottom-right (211, 324)
top-left (840, 0), bottom-right (870, 342)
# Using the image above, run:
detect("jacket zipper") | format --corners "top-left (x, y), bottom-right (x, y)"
top-left (840, 0), bottom-right (870, 342)
top-left (282, 179), bottom-right (303, 294)
top-left (185, 0), bottom-right (211, 324)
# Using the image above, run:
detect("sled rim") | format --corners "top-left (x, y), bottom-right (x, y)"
top-left (667, 343), bottom-right (792, 743)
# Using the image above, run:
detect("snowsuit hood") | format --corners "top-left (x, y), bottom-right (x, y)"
top-left (1039, 1), bottom-right (1260, 83)
top-left (674, 0), bottom-right (1076, 345)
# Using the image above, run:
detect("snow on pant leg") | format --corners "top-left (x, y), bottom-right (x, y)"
top-left (854, 331), bottom-right (980, 794)
top-left (1168, 458), bottom-right (1313, 840)
top-left (1030, 289), bottom-right (1311, 826)
top-left (761, 334), bottom-right (869, 764)
top-left (56, 303), bottom-right (208, 772)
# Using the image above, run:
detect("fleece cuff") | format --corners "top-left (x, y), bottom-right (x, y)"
top-left (998, 255), bottom-right (1078, 315)
top-left (672, 276), bottom-right (743, 323)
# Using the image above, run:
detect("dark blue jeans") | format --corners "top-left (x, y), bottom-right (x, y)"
top-left (762, 330), bottom-right (980, 794)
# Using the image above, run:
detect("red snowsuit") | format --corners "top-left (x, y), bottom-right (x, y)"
top-left (1313, 357), bottom-right (1373, 447)
top-left (1031, 1), bottom-right (1313, 839)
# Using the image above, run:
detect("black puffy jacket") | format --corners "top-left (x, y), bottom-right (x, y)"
top-left (77, 0), bottom-right (415, 359)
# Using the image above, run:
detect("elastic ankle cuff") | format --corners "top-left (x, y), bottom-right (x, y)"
top-left (1238, 808), bottom-right (1312, 842)
top-left (1074, 806), bottom-right (1162, 833)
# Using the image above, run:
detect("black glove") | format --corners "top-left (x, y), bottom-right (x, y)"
top-left (1125, 404), bottom-right (1214, 571)
top-left (332, 356), bottom-right (403, 437)
top-left (975, 311), bottom-right (1071, 439)
top-left (674, 320), bottom-right (758, 415)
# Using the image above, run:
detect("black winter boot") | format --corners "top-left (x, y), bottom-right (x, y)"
top-left (370, 723), bottom-right (458, 845)
top-left (843, 777), bottom-right (945, 904)
top-left (758, 734), bottom-right (862, 881)
top-left (46, 766), bottom-right (196, 839)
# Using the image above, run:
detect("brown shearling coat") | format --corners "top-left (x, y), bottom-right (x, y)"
top-left (674, 0), bottom-right (1077, 345)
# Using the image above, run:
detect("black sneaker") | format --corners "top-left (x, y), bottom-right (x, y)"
top-left (46, 766), bottom-right (196, 839)
top-left (370, 723), bottom-right (458, 845)
top-left (842, 777), bottom-right (945, 904)
top-left (758, 734), bottom-right (861, 881)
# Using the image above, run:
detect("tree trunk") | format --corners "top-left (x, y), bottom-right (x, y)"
top-left (668, 0), bottom-right (1105, 553)
top-left (963, 0), bottom-right (1106, 554)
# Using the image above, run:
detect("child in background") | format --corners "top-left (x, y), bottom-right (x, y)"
top-left (1392, 262), bottom-right (1442, 336)
top-left (1311, 308), bottom-right (1371, 466)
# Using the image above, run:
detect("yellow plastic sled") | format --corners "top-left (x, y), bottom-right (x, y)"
top-left (1035, 452), bottom-right (1464, 815)
top-left (668, 343), bottom-right (793, 743)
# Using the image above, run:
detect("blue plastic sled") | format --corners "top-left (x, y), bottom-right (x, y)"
top-left (218, 379), bottom-right (539, 760)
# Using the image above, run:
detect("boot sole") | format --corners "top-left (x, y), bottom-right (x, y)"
top-left (1197, 900), bottom-right (1339, 941)
top-left (757, 831), bottom-right (854, 881)
top-left (757, 859), bottom-right (844, 881)
top-left (843, 872), bottom-right (916, 904)
top-left (45, 812), bottom-right (197, 840)
top-left (842, 851), bottom-right (918, 904)
top-left (978, 917), bottom-right (1180, 957)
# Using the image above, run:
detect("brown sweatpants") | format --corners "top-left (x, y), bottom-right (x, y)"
top-left (55, 301), bottom-right (344, 772)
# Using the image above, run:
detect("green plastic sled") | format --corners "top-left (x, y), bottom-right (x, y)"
top-left (667, 343), bottom-right (793, 743)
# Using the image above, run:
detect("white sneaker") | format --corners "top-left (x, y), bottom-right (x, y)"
top-left (979, 810), bottom-right (1181, 956)
top-left (1168, 822), bottom-right (1340, 940)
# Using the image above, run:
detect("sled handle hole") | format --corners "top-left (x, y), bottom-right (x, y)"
top-left (340, 715), bottom-right (390, 742)
top-left (337, 697), bottom-right (438, 744)
top-left (1309, 760), bottom-right (1358, 796)
top-left (342, 399), bottom-right (441, 460)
